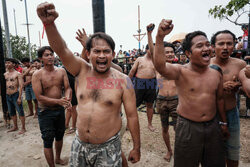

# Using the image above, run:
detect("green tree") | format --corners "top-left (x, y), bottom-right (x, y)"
top-left (209, 0), bottom-right (250, 26)
top-left (2, 28), bottom-right (37, 61)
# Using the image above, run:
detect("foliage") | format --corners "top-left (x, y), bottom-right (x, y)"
top-left (2, 28), bottom-right (38, 61)
top-left (209, 0), bottom-right (250, 26)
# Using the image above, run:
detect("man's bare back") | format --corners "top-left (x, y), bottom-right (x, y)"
top-left (129, 56), bottom-right (156, 79)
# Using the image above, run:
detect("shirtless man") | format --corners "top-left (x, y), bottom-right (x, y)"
top-left (21, 57), bottom-right (38, 118)
top-left (32, 46), bottom-right (72, 167)
top-left (210, 30), bottom-right (246, 167)
top-left (76, 28), bottom-right (128, 167)
top-left (4, 58), bottom-right (26, 134)
top-left (147, 23), bottom-right (177, 162)
top-left (154, 19), bottom-right (229, 167)
top-left (37, 3), bottom-right (140, 166)
top-left (129, 32), bottom-right (157, 132)
top-left (32, 58), bottom-right (42, 70)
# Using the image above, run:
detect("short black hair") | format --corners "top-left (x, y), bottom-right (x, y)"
top-left (5, 58), bottom-right (16, 64)
top-left (32, 58), bottom-right (41, 63)
top-left (211, 30), bottom-right (236, 45)
top-left (37, 46), bottom-right (54, 58)
top-left (163, 42), bottom-right (175, 52)
top-left (182, 31), bottom-right (207, 52)
top-left (21, 57), bottom-right (30, 63)
top-left (86, 32), bottom-right (115, 52)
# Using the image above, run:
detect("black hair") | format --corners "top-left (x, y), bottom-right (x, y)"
top-left (86, 32), bottom-right (115, 52)
top-left (32, 58), bottom-right (41, 63)
top-left (182, 31), bottom-right (207, 52)
top-left (21, 57), bottom-right (30, 63)
top-left (5, 58), bottom-right (16, 64)
top-left (163, 42), bottom-right (175, 52)
top-left (211, 30), bottom-right (236, 45)
top-left (37, 46), bottom-right (54, 58)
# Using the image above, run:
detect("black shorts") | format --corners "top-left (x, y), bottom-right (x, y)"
top-left (134, 77), bottom-right (157, 107)
top-left (71, 90), bottom-right (78, 106)
top-left (38, 107), bottom-right (65, 148)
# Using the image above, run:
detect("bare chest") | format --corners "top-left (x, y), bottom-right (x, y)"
top-left (41, 72), bottom-right (63, 89)
top-left (76, 76), bottom-right (123, 105)
top-left (179, 72), bottom-right (219, 94)
top-left (138, 59), bottom-right (154, 71)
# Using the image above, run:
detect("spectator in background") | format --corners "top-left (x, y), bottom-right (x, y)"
top-left (241, 24), bottom-right (248, 50)
top-left (13, 59), bottom-right (23, 73)
top-left (4, 58), bottom-right (26, 134)
top-left (116, 50), bottom-right (125, 69)
top-left (21, 57), bottom-right (38, 118)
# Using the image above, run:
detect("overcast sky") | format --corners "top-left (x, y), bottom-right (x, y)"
top-left (1, 0), bottom-right (248, 54)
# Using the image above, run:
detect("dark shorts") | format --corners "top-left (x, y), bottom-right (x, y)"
top-left (174, 115), bottom-right (225, 167)
top-left (156, 95), bottom-right (178, 127)
top-left (38, 107), bottom-right (65, 148)
top-left (6, 92), bottom-right (24, 117)
top-left (225, 107), bottom-right (240, 161)
top-left (25, 84), bottom-right (36, 100)
top-left (134, 77), bottom-right (157, 107)
top-left (69, 131), bottom-right (122, 167)
top-left (71, 90), bottom-right (78, 106)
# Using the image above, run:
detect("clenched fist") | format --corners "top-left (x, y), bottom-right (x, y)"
top-left (37, 2), bottom-right (58, 25)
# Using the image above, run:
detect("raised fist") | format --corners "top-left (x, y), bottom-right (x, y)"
top-left (37, 2), bottom-right (58, 25)
top-left (157, 19), bottom-right (174, 38)
top-left (147, 23), bottom-right (155, 33)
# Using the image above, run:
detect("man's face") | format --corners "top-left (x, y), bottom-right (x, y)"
top-left (5, 61), bottom-right (14, 70)
top-left (164, 47), bottom-right (175, 63)
top-left (42, 49), bottom-right (55, 65)
top-left (188, 35), bottom-right (211, 67)
top-left (23, 61), bottom-right (30, 68)
top-left (213, 33), bottom-right (234, 60)
top-left (88, 38), bottom-right (114, 73)
top-left (180, 54), bottom-right (187, 62)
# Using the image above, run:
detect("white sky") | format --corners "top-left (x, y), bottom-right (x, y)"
top-left (1, 0), bottom-right (248, 54)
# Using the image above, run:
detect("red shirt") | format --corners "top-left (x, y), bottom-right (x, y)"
top-left (15, 66), bottom-right (23, 73)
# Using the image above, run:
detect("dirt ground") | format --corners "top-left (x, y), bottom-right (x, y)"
top-left (0, 95), bottom-right (249, 167)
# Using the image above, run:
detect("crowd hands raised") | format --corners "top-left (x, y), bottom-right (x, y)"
top-left (2, 2), bottom-right (250, 167)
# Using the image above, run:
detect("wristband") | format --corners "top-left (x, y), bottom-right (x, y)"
top-left (42, 23), bottom-right (53, 39)
top-left (219, 121), bottom-right (227, 126)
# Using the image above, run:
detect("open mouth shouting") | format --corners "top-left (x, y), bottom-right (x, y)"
top-left (202, 53), bottom-right (210, 62)
top-left (96, 60), bottom-right (108, 69)
top-left (221, 51), bottom-right (229, 57)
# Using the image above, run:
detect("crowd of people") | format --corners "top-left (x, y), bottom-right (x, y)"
top-left (1, 2), bottom-right (250, 167)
